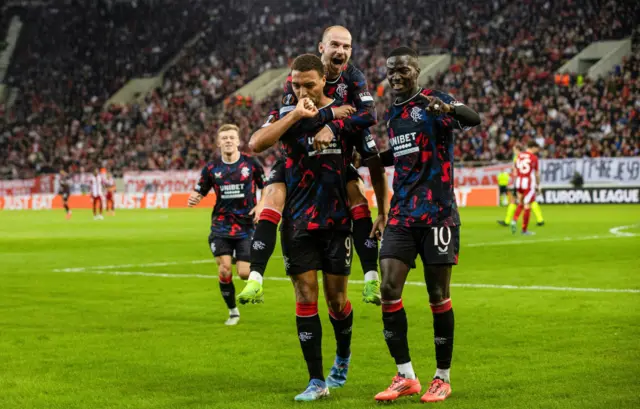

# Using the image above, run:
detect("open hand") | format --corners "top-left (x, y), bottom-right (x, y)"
top-left (332, 104), bottom-right (356, 119)
top-left (188, 192), bottom-right (203, 207)
top-left (370, 213), bottom-right (387, 240)
top-left (249, 203), bottom-right (263, 224)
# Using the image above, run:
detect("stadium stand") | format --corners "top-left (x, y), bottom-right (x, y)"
top-left (0, 0), bottom-right (638, 179)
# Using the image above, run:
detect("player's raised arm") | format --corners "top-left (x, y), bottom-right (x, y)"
top-left (249, 98), bottom-right (318, 153)
top-left (420, 91), bottom-right (480, 128)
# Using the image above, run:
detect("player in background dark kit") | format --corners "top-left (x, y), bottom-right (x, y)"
top-left (59, 170), bottom-right (72, 219)
top-left (236, 25), bottom-right (388, 306)
top-left (248, 54), bottom-right (389, 401)
top-left (373, 47), bottom-right (480, 403)
top-left (188, 124), bottom-right (265, 326)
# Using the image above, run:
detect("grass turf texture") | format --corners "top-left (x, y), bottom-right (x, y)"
top-left (0, 205), bottom-right (638, 409)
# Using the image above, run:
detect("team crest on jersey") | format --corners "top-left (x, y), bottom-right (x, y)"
top-left (241, 166), bottom-right (250, 178)
top-left (410, 106), bottom-right (423, 123)
top-left (336, 83), bottom-right (348, 99)
top-left (214, 172), bottom-right (222, 179)
top-left (282, 94), bottom-right (294, 105)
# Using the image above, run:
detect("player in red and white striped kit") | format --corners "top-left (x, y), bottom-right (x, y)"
top-left (90, 168), bottom-right (104, 220)
top-left (104, 172), bottom-right (116, 216)
top-left (511, 140), bottom-right (540, 235)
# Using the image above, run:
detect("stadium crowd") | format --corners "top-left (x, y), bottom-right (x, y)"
top-left (0, 0), bottom-right (638, 179)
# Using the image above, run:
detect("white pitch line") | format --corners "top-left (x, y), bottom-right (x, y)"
top-left (609, 224), bottom-right (639, 238)
top-left (51, 230), bottom-right (638, 273)
top-left (62, 259), bottom-right (214, 271)
top-left (54, 269), bottom-right (640, 294)
top-left (466, 232), bottom-right (637, 247)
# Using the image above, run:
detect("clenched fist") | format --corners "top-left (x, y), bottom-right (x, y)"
top-left (294, 97), bottom-right (319, 119)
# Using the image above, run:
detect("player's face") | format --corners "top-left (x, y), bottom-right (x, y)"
top-left (217, 130), bottom-right (240, 155)
top-left (386, 55), bottom-right (419, 98)
top-left (319, 29), bottom-right (352, 77)
top-left (291, 70), bottom-right (326, 107)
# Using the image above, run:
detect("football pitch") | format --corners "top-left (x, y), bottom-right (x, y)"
top-left (1, 205), bottom-right (638, 409)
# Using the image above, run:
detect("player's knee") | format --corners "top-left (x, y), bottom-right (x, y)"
top-left (427, 287), bottom-right (447, 304)
top-left (263, 183), bottom-right (286, 212)
top-left (380, 261), bottom-right (403, 298)
top-left (380, 279), bottom-right (402, 300)
top-left (236, 262), bottom-right (250, 280)
top-left (295, 281), bottom-right (318, 303)
top-left (217, 262), bottom-right (232, 279)
top-left (426, 281), bottom-right (451, 304)
top-left (424, 266), bottom-right (452, 302)
top-left (297, 291), bottom-right (317, 304)
top-left (326, 295), bottom-right (347, 314)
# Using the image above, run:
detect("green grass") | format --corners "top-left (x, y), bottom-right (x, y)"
top-left (0, 206), bottom-right (639, 409)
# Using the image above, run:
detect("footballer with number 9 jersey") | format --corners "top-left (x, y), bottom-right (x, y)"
top-left (237, 25), bottom-right (388, 308)
top-left (188, 124), bottom-right (265, 326)
top-left (248, 54), bottom-right (389, 402)
top-left (374, 47), bottom-right (480, 403)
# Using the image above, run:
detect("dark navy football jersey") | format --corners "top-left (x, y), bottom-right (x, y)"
top-left (280, 63), bottom-right (376, 136)
top-left (381, 89), bottom-right (467, 228)
top-left (195, 153), bottom-right (265, 238)
top-left (263, 99), bottom-right (369, 231)
top-left (59, 176), bottom-right (71, 194)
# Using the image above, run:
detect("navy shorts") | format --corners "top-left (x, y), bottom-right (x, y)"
top-left (280, 228), bottom-right (353, 276)
top-left (208, 233), bottom-right (251, 262)
top-left (379, 224), bottom-right (460, 269)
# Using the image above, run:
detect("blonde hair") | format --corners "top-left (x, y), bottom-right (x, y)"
top-left (217, 124), bottom-right (240, 136)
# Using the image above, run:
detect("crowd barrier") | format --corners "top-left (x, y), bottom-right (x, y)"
top-left (3, 156), bottom-right (638, 210)
top-left (0, 187), bottom-right (499, 210)
top-left (538, 187), bottom-right (640, 204)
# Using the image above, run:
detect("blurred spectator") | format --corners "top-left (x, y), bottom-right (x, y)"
top-left (0, 0), bottom-right (638, 180)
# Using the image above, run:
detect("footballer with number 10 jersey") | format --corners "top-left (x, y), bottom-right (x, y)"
top-left (380, 88), bottom-right (466, 267)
